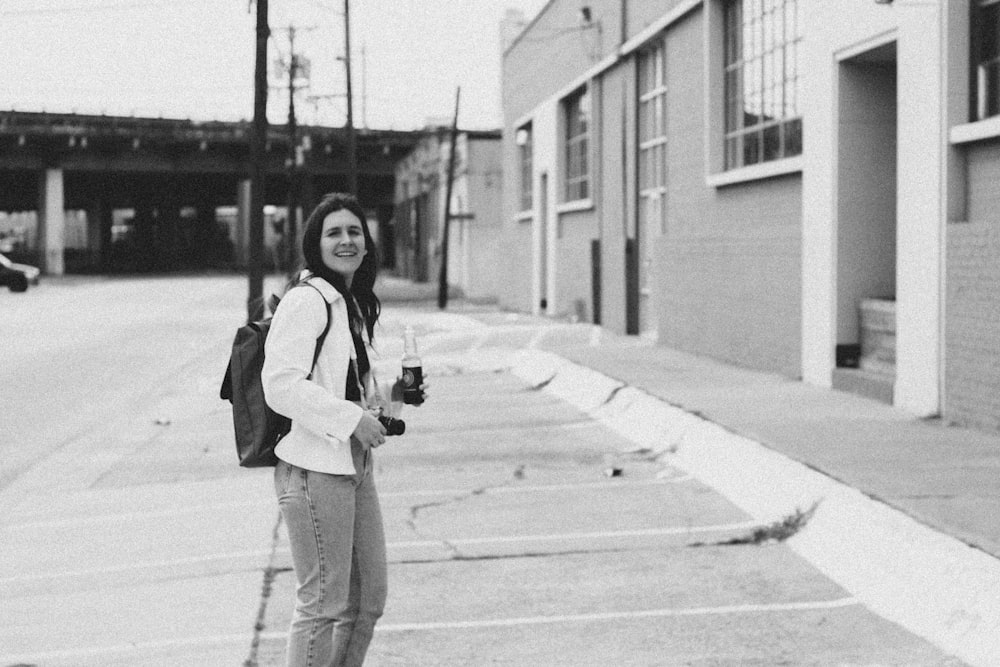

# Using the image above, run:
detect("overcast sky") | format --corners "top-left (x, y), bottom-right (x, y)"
top-left (0, 0), bottom-right (549, 130)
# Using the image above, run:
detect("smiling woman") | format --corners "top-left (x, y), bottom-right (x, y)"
top-left (261, 192), bottom-right (428, 666)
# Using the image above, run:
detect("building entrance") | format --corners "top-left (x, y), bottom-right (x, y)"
top-left (832, 40), bottom-right (898, 403)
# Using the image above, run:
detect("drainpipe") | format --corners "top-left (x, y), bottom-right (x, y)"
top-left (620, 0), bottom-right (627, 47)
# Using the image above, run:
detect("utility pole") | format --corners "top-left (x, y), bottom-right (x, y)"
top-left (437, 86), bottom-right (460, 310)
top-left (361, 42), bottom-right (367, 129)
top-left (248, 0), bottom-right (269, 320)
top-left (284, 25), bottom-right (300, 279)
top-left (343, 0), bottom-right (358, 196)
top-left (274, 24), bottom-right (316, 279)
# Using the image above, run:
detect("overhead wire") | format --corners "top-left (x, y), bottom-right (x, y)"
top-left (0, 0), bottom-right (226, 16)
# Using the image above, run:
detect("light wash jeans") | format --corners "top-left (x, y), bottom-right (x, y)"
top-left (274, 441), bottom-right (387, 667)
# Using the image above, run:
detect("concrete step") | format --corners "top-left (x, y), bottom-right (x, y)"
top-left (831, 367), bottom-right (894, 405)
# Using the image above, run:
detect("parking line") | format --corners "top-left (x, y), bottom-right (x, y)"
top-left (4, 478), bottom-right (687, 529)
top-left (371, 597), bottom-right (862, 632)
top-left (0, 521), bottom-right (756, 584)
top-left (0, 597), bottom-right (861, 662)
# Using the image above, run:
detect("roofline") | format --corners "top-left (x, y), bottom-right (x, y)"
top-left (502, 0), bottom-right (557, 57)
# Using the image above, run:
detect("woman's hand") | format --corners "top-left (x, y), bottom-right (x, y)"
top-left (390, 377), bottom-right (430, 406)
top-left (352, 411), bottom-right (387, 450)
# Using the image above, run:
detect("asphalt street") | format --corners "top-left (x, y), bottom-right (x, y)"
top-left (0, 275), bottom-right (965, 665)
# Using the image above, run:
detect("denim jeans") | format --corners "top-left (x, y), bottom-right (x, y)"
top-left (274, 441), bottom-right (387, 667)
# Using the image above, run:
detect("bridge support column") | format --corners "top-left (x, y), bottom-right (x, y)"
top-left (37, 168), bottom-right (65, 275)
top-left (235, 179), bottom-right (251, 268)
top-left (86, 199), bottom-right (111, 270)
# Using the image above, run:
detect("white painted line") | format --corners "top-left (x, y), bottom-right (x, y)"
top-left (0, 521), bottom-right (755, 584)
top-left (371, 597), bottom-right (862, 631)
top-left (0, 549), bottom-right (272, 584)
top-left (0, 633), bottom-right (254, 663)
top-left (6, 479), bottom-right (688, 529)
top-left (4, 500), bottom-right (276, 529)
top-left (0, 597), bottom-right (861, 662)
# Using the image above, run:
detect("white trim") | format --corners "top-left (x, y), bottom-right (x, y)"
top-left (949, 115), bottom-right (1000, 144)
top-left (833, 28), bottom-right (897, 63)
top-left (706, 156), bottom-right (804, 188)
top-left (512, 0), bottom-right (700, 131)
top-left (555, 198), bottom-right (594, 214)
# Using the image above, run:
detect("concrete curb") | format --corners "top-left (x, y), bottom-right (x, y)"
top-left (501, 348), bottom-right (1000, 667)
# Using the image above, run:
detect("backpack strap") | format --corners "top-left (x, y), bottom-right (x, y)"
top-left (301, 282), bottom-right (332, 376)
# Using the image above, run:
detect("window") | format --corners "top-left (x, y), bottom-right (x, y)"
top-left (563, 87), bottom-right (590, 202)
top-left (972, 0), bottom-right (1000, 121)
top-left (516, 123), bottom-right (533, 212)
top-left (723, 0), bottom-right (802, 170)
top-left (638, 39), bottom-right (667, 235)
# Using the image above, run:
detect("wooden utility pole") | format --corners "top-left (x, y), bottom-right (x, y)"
top-left (437, 86), bottom-right (460, 310)
top-left (343, 0), bottom-right (358, 195)
top-left (248, 0), bottom-right (269, 320)
top-left (285, 25), bottom-right (300, 279)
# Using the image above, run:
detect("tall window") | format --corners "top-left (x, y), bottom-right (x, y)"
top-left (638, 39), bottom-right (667, 235)
top-left (563, 87), bottom-right (590, 202)
top-left (972, 0), bottom-right (1000, 121)
top-left (517, 123), bottom-right (533, 212)
top-left (723, 0), bottom-right (802, 170)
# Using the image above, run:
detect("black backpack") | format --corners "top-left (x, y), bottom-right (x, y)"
top-left (220, 283), bottom-right (331, 467)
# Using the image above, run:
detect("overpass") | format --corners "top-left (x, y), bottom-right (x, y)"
top-left (0, 110), bottom-right (422, 273)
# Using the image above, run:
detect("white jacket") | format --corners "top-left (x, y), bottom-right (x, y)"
top-left (262, 276), bottom-right (367, 474)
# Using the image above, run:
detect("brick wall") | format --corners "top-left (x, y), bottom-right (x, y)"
top-left (659, 8), bottom-right (803, 377)
top-left (946, 141), bottom-right (1000, 431)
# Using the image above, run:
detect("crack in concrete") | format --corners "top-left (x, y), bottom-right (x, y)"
top-left (601, 384), bottom-right (627, 405)
top-left (244, 513), bottom-right (284, 667)
top-left (527, 374), bottom-right (556, 391)
top-left (393, 546), bottom-right (633, 566)
top-left (407, 474), bottom-right (525, 559)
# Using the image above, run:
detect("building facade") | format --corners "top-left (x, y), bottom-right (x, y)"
top-left (394, 128), bottom-right (503, 302)
top-left (502, 0), bottom-right (1000, 432)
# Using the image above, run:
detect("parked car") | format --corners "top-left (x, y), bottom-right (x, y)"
top-left (0, 252), bottom-right (40, 292)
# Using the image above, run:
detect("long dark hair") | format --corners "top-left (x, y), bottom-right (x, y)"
top-left (297, 192), bottom-right (381, 340)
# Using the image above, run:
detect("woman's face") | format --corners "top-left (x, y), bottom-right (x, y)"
top-left (319, 209), bottom-right (367, 283)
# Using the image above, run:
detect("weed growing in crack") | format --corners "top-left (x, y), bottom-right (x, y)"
top-left (690, 501), bottom-right (821, 547)
top-left (528, 375), bottom-right (555, 391)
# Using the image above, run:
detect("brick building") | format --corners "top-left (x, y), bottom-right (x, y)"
top-left (501, 0), bottom-right (1000, 432)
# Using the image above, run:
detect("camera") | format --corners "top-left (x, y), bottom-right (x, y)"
top-left (377, 414), bottom-right (405, 436)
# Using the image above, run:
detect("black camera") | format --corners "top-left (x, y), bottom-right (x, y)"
top-left (377, 414), bottom-right (405, 436)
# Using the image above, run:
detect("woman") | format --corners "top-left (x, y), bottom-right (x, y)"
top-left (262, 192), bottom-right (422, 666)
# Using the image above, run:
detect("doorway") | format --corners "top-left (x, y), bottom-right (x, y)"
top-left (833, 40), bottom-right (898, 402)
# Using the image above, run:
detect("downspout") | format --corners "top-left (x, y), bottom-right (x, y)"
top-left (620, 0), bottom-right (627, 46)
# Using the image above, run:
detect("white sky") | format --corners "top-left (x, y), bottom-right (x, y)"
top-left (0, 0), bottom-right (549, 130)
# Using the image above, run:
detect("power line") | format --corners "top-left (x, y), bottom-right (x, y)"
top-left (0, 0), bottom-right (222, 16)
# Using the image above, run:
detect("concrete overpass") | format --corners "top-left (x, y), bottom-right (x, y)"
top-left (0, 110), bottom-right (422, 273)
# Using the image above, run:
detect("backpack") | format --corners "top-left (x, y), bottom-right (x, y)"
top-left (220, 283), bottom-right (331, 467)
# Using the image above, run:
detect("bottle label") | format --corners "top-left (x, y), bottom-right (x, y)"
top-left (402, 365), bottom-right (423, 404)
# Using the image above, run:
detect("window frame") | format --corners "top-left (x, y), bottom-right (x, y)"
top-left (637, 37), bottom-right (668, 236)
top-left (722, 0), bottom-right (803, 171)
top-left (562, 86), bottom-right (591, 203)
top-left (971, 0), bottom-right (1000, 121)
